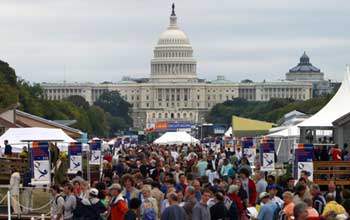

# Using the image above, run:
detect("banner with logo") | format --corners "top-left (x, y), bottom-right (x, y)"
top-left (242, 137), bottom-right (256, 165)
top-left (294, 144), bottom-right (314, 181)
top-left (260, 139), bottom-right (275, 171)
top-left (89, 140), bottom-right (101, 165)
top-left (31, 141), bottom-right (51, 185)
top-left (68, 142), bottom-right (82, 174)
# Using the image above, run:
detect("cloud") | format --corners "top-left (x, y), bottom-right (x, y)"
top-left (0, 0), bottom-right (349, 83)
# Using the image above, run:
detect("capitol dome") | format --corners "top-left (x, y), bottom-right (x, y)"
top-left (150, 4), bottom-right (197, 83)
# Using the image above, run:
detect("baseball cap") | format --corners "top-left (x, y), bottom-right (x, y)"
top-left (267, 184), bottom-right (277, 191)
top-left (259, 192), bottom-right (270, 200)
top-left (109, 183), bottom-right (122, 190)
top-left (89, 188), bottom-right (99, 196)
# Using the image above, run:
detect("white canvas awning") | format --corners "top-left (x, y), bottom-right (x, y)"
top-left (298, 68), bottom-right (350, 128)
top-left (0, 127), bottom-right (76, 152)
top-left (224, 127), bottom-right (232, 137)
top-left (154, 131), bottom-right (200, 145)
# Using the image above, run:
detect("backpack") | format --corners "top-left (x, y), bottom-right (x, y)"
top-left (272, 202), bottom-right (282, 220)
top-left (71, 196), bottom-right (82, 219)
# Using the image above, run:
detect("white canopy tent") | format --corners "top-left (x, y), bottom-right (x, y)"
top-left (0, 127), bottom-right (77, 152)
top-left (298, 68), bottom-right (350, 128)
top-left (154, 131), bottom-right (200, 145)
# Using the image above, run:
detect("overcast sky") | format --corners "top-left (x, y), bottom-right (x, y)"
top-left (1, 0), bottom-right (349, 83)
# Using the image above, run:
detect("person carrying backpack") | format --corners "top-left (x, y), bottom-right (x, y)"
top-left (50, 185), bottom-right (65, 220)
top-left (80, 188), bottom-right (106, 220)
top-left (63, 183), bottom-right (77, 220)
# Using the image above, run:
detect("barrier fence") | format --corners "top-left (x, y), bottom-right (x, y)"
top-left (0, 186), bottom-right (51, 219)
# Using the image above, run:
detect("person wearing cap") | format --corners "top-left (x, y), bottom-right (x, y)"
top-left (252, 192), bottom-right (278, 220)
top-left (268, 184), bottom-right (284, 208)
top-left (80, 188), bottom-right (106, 220)
top-left (109, 183), bottom-right (129, 220)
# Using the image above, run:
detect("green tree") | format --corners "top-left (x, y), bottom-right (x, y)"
top-left (66, 95), bottom-right (90, 109)
top-left (94, 90), bottom-right (133, 125)
top-left (240, 79), bottom-right (253, 83)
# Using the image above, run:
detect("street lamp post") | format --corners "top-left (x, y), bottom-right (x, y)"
top-left (200, 117), bottom-right (204, 141)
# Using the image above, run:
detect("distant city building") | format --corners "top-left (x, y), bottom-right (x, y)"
top-left (286, 52), bottom-right (333, 97)
top-left (41, 5), bottom-right (313, 128)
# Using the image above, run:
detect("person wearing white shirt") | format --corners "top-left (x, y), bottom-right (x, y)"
top-left (268, 184), bottom-right (284, 208)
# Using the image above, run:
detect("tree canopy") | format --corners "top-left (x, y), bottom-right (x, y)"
top-left (0, 59), bottom-right (133, 137)
top-left (206, 95), bottom-right (334, 126)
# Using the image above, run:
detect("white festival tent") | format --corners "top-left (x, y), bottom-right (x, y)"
top-left (0, 127), bottom-right (76, 152)
top-left (298, 68), bottom-right (350, 128)
top-left (154, 131), bottom-right (200, 145)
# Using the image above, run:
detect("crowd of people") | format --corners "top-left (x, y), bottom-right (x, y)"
top-left (44, 143), bottom-right (350, 220)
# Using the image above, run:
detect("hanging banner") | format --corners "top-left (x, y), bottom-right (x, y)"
top-left (31, 141), bottom-right (51, 185)
top-left (68, 142), bottom-right (82, 174)
top-left (260, 139), bottom-right (275, 171)
top-left (89, 140), bottom-right (101, 165)
top-left (294, 144), bottom-right (314, 181)
top-left (242, 137), bottom-right (256, 165)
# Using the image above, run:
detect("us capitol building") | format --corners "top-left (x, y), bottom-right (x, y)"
top-left (41, 5), bottom-right (330, 128)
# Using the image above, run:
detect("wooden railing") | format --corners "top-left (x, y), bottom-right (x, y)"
top-left (313, 161), bottom-right (350, 186)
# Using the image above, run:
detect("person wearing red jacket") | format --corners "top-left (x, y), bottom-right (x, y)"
top-left (239, 168), bottom-right (257, 206)
top-left (109, 183), bottom-right (128, 220)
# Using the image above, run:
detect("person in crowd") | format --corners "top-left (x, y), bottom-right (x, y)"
top-left (239, 168), bottom-right (257, 206)
top-left (266, 175), bottom-right (283, 198)
top-left (63, 183), bottom-right (77, 220)
top-left (183, 186), bottom-right (198, 220)
top-left (192, 179), bottom-right (202, 201)
top-left (161, 193), bottom-right (186, 220)
top-left (192, 188), bottom-right (212, 220)
top-left (303, 198), bottom-right (319, 218)
top-left (73, 180), bottom-right (81, 197)
top-left (122, 174), bottom-right (140, 205)
top-left (141, 185), bottom-right (158, 218)
top-left (293, 183), bottom-right (311, 205)
top-left (173, 163), bottom-right (184, 184)
top-left (19, 146), bottom-right (28, 159)
top-left (176, 173), bottom-right (187, 192)
top-left (342, 189), bottom-right (350, 215)
top-left (125, 198), bottom-right (141, 220)
top-left (282, 191), bottom-right (295, 220)
top-left (205, 163), bottom-right (219, 185)
top-left (300, 170), bottom-right (313, 187)
top-left (151, 181), bottom-right (164, 219)
top-left (252, 192), bottom-right (278, 220)
top-left (50, 185), bottom-right (65, 220)
top-left (322, 193), bottom-right (348, 218)
top-left (293, 202), bottom-right (309, 220)
top-left (255, 170), bottom-right (267, 195)
top-left (196, 156), bottom-right (208, 177)
top-left (267, 184), bottom-right (284, 207)
top-left (310, 184), bottom-right (326, 215)
top-left (330, 144), bottom-right (342, 161)
top-left (284, 177), bottom-right (295, 193)
top-left (160, 187), bottom-right (176, 214)
top-left (22, 167), bottom-right (33, 214)
top-left (80, 188), bottom-right (106, 220)
top-left (79, 180), bottom-right (90, 199)
top-left (210, 192), bottom-right (227, 220)
top-left (109, 183), bottom-right (129, 220)
top-left (325, 181), bottom-right (342, 204)
top-left (9, 168), bottom-right (21, 214)
top-left (235, 178), bottom-right (248, 207)
top-left (4, 140), bottom-right (12, 156)
top-left (220, 158), bottom-right (233, 181)
top-left (71, 171), bottom-right (84, 183)
top-left (226, 184), bottom-right (245, 220)
top-left (142, 199), bottom-right (157, 220)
